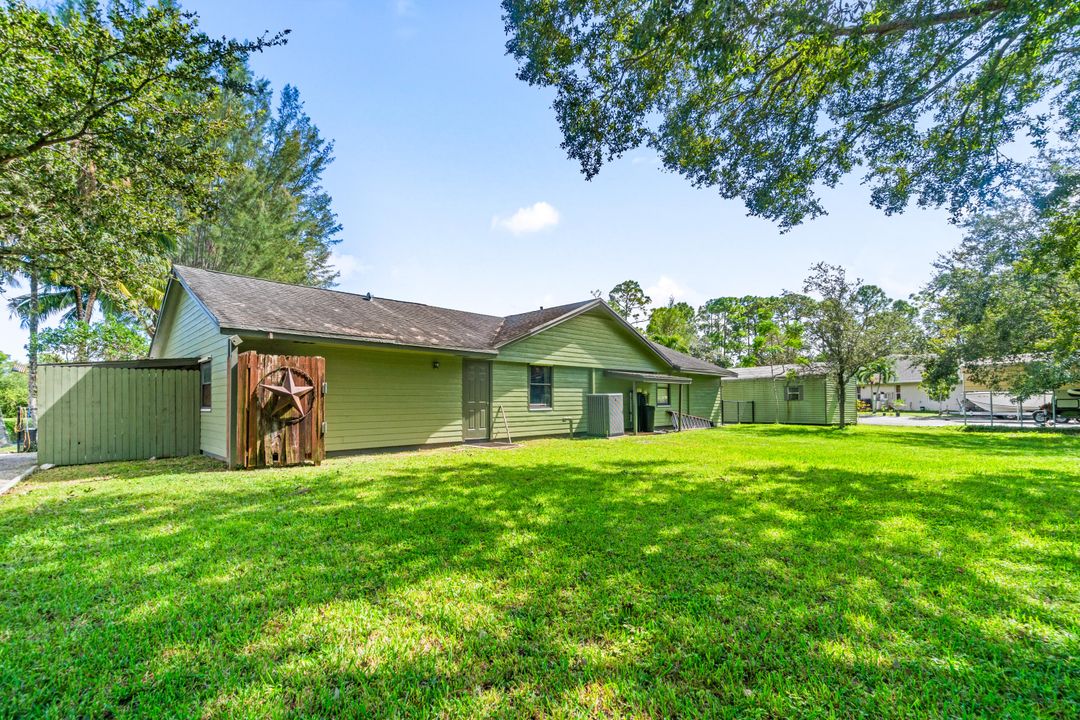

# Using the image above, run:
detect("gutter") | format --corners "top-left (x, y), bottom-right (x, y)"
top-left (222, 328), bottom-right (499, 357)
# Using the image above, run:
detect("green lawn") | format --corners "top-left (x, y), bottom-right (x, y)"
top-left (1, 426), bottom-right (1077, 718)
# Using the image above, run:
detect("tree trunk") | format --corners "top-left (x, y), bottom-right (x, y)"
top-left (27, 273), bottom-right (39, 428)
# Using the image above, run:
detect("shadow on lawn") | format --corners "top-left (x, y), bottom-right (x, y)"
top-left (1, 450), bottom-right (1077, 718)
top-left (745, 421), bottom-right (1080, 456)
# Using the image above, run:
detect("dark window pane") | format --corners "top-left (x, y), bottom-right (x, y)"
top-left (200, 361), bottom-right (212, 409)
top-left (528, 365), bottom-right (552, 408)
top-left (657, 384), bottom-right (670, 405)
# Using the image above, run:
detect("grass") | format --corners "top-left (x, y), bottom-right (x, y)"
top-left (1, 425), bottom-right (1077, 719)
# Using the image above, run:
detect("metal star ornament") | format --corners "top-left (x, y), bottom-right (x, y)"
top-left (259, 369), bottom-right (314, 419)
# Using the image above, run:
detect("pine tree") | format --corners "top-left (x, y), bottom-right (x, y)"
top-left (177, 72), bottom-right (341, 287)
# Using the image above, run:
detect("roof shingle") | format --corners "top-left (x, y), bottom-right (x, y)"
top-left (168, 266), bottom-right (731, 378)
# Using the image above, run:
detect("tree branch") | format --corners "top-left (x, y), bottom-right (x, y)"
top-left (826, 0), bottom-right (1010, 38)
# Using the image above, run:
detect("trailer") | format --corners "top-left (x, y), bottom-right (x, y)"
top-left (1033, 387), bottom-right (1080, 424)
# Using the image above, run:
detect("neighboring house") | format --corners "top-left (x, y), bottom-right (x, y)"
top-left (857, 357), bottom-right (942, 411)
top-left (857, 357), bottom-right (999, 412)
top-left (722, 363), bottom-right (858, 425)
top-left (150, 266), bottom-right (733, 462)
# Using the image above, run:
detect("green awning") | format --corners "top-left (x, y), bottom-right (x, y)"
top-left (604, 370), bottom-right (691, 385)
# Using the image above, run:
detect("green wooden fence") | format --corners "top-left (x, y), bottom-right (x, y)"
top-left (39, 361), bottom-right (202, 466)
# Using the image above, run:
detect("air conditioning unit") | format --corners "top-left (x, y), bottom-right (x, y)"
top-left (586, 393), bottom-right (624, 437)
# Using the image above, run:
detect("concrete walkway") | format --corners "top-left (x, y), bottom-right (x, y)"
top-left (0, 452), bottom-right (38, 494)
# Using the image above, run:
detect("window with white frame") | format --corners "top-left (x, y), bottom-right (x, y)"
top-left (528, 365), bottom-right (553, 409)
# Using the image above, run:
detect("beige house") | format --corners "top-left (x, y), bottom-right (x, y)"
top-left (857, 356), bottom-right (1052, 413)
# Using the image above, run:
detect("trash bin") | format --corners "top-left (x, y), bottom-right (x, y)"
top-left (638, 404), bottom-right (655, 432)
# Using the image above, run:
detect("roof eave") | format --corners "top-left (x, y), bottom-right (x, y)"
top-left (226, 327), bottom-right (498, 357)
top-left (676, 365), bottom-right (737, 377)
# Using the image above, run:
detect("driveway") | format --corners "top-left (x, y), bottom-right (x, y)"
top-left (860, 414), bottom-right (954, 427)
top-left (0, 452), bottom-right (37, 494)
top-left (859, 414), bottom-right (1075, 430)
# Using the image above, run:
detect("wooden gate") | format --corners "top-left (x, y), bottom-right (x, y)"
top-left (235, 352), bottom-right (325, 468)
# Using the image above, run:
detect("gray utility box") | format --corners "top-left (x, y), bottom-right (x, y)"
top-left (586, 393), bottom-right (625, 437)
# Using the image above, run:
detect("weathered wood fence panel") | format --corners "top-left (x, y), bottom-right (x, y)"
top-left (39, 364), bottom-right (201, 466)
top-left (235, 352), bottom-right (325, 469)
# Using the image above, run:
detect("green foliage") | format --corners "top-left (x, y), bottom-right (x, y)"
top-left (646, 299), bottom-right (695, 353)
top-left (856, 357), bottom-right (898, 412)
top-left (1, 427), bottom-right (1077, 717)
top-left (802, 263), bottom-right (917, 425)
top-left (503, 1), bottom-right (1079, 228)
top-left (0, 352), bottom-right (28, 419)
top-left (697, 294), bottom-right (810, 367)
top-left (175, 75), bottom-right (341, 287)
top-left (0, 1), bottom-right (287, 303)
top-left (606, 280), bottom-right (651, 326)
top-left (38, 317), bottom-right (149, 364)
top-left (919, 155), bottom-right (1080, 398)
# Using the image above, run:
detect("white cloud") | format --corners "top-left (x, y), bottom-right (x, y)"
top-left (645, 275), bottom-right (699, 307)
top-left (392, 0), bottom-right (416, 16)
top-left (491, 201), bottom-right (560, 235)
top-left (329, 251), bottom-right (368, 280)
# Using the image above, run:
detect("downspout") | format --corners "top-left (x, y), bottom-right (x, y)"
top-left (226, 335), bottom-right (243, 468)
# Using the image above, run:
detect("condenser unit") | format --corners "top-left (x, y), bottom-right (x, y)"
top-left (586, 393), bottom-right (624, 437)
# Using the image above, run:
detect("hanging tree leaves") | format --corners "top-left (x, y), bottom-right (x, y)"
top-left (502, 1), bottom-right (1080, 228)
top-left (0, 0), bottom-right (288, 293)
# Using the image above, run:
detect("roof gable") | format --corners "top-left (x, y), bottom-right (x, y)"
top-left (149, 273), bottom-right (220, 357)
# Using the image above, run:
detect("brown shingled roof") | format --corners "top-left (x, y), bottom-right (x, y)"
top-left (649, 343), bottom-right (736, 377)
top-left (165, 266), bottom-right (730, 378)
top-left (174, 265), bottom-right (503, 352)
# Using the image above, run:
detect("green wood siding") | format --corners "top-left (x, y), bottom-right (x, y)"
top-left (240, 339), bottom-right (464, 452)
top-left (154, 286), bottom-right (228, 457)
top-left (825, 376), bottom-right (860, 424)
top-left (721, 376), bottom-right (857, 425)
top-left (38, 366), bottom-right (200, 466)
top-left (687, 376), bottom-right (723, 423)
top-left (497, 310), bottom-right (667, 371)
top-left (490, 362), bottom-right (589, 440)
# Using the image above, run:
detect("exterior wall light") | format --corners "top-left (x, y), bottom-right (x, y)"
top-left (432, 360), bottom-right (440, 369)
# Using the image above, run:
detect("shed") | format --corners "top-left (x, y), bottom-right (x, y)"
top-left (721, 363), bottom-right (857, 425)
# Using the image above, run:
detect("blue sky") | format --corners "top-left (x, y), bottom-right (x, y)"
top-left (1, 0), bottom-right (966, 361)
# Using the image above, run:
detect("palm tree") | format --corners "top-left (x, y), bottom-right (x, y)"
top-left (856, 358), bottom-right (896, 413)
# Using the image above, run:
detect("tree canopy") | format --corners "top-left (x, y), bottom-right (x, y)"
top-left (175, 76), bottom-right (341, 287)
top-left (646, 299), bottom-right (696, 353)
top-left (918, 153), bottom-right (1080, 397)
top-left (801, 263), bottom-right (918, 425)
top-left (607, 280), bottom-right (652, 326)
top-left (503, 0), bottom-right (1080, 228)
top-left (0, 0), bottom-right (287, 295)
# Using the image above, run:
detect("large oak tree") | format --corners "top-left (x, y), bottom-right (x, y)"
top-left (503, 1), bottom-right (1079, 228)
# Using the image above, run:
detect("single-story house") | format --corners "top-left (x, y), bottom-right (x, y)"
top-left (856, 356), bottom-right (1038, 413)
top-left (721, 363), bottom-right (857, 425)
top-left (150, 266), bottom-right (734, 463)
